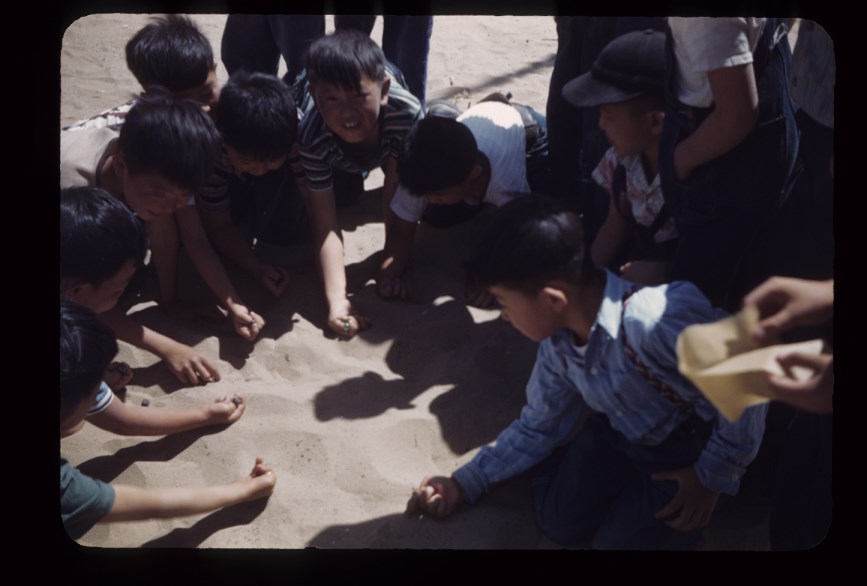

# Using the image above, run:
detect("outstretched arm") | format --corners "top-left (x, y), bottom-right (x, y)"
top-left (175, 205), bottom-right (264, 341)
top-left (197, 206), bottom-right (289, 297)
top-left (100, 308), bottom-right (221, 386)
top-left (103, 457), bottom-right (275, 522)
top-left (301, 185), bottom-right (371, 337)
top-left (87, 394), bottom-right (245, 436)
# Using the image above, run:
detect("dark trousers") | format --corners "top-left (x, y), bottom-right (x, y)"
top-left (532, 413), bottom-right (711, 550)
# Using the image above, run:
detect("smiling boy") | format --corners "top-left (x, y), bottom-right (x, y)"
top-left (407, 196), bottom-right (767, 550)
top-left (296, 30), bottom-right (422, 338)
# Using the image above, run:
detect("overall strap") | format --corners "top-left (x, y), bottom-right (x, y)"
top-left (620, 287), bottom-right (694, 415)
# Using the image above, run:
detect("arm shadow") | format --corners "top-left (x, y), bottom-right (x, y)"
top-left (141, 498), bottom-right (269, 548)
top-left (76, 426), bottom-right (231, 483)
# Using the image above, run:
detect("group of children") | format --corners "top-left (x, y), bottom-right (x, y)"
top-left (60, 15), bottom-right (832, 549)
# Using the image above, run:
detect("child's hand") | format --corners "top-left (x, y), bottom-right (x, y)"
top-left (258, 265), bottom-right (290, 297)
top-left (206, 394), bottom-right (247, 425)
top-left (237, 457), bottom-right (277, 501)
top-left (406, 476), bottom-right (465, 518)
top-left (742, 277), bottom-right (833, 343)
top-left (376, 274), bottom-right (410, 301)
top-left (652, 466), bottom-right (719, 533)
top-left (104, 361), bottom-right (133, 391)
top-left (229, 305), bottom-right (265, 341)
top-left (328, 298), bottom-right (372, 339)
top-left (768, 352), bottom-right (833, 414)
top-left (162, 343), bottom-right (221, 386)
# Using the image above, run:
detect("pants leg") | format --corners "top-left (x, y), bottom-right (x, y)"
top-left (267, 15), bottom-right (326, 82)
top-left (531, 414), bottom-right (635, 546)
top-left (221, 14), bottom-right (281, 76)
top-left (382, 16), bottom-right (433, 107)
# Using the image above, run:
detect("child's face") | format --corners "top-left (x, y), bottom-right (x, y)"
top-left (225, 145), bottom-right (287, 177)
top-left (598, 103), bottom-right (659, 157)
top-left (489, 284), bottom-right (561, 343)
top-left (122, 170), bottom-right (191, 220)
top-left (155, 63), bottom-right (221, 112)
top-left (312, 76), bottom-right (390, 145)
top-left (62, 258), bottom-right (138, 315)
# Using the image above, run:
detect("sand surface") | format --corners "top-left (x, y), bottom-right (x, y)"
top-left (60, 14), bottom-right (769, 550)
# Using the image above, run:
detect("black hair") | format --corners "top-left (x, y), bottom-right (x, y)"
top-left (398, 117), bottom-right (479, 196)
top-left (59, 299), bottom-right (118, 414)
top-left (60, 187), bottom-right (147, 287)
top-left (118, 93), bottom-right (221, 193)
top-left (304, 29), bottom-right (386, 93)
top-left (624, 91), bottom-right (666, 116)
top-left (469, 195), bottom-right (595, 293)
top-left (125, 14), bottom-right (214, 93)
top-left (215, 70), bottom-right (298, 161)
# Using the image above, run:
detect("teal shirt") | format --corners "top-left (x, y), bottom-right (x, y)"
top-left (60, 458), bottom-right (115, 540)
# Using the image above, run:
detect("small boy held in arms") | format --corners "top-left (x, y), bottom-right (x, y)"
top-left (61, 94), bottom-right (266, 344)
top-left (297, 29), bottom-right (423, 338)
top-left (61, 186), bottom-right (247, 433)
top-left (407, 196), bottom-right (767, 550)
top-left (64, 14), bottom-right (220, 132)
top-left (384, 100), bottom-right (536, 305)
top-left (60, 300), bottom-right (275, 541)
top-left (562, 29), bottom-right (677, 286)
top-left (198, 70), bottom-right (309, 297)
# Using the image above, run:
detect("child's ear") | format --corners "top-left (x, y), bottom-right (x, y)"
top-left (112, 152), bottom-right (126, 175)
top-left (541, 286), bottom-right (568, 312)
top-left (649, 110), bottom-right (665, 136)
top-left (468, 163), bottom-right (484, 181)
top-left (379, 77), bottom-right (391, 105)
top-left (59, 278), bottom-right (83, 299)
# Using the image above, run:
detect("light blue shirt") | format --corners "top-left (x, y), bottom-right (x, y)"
top-left (453, 271), bottom-right (767, 503)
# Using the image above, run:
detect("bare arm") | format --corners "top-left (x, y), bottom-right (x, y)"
top-left (87, 394), bottom-right (244, 436)
top-left (197, 206), bottom-right (288, 297)
top-left (377, 216), bottom-right (416, 300)
top-left (175, 205), bottom-right (264, 341)
top-left (301, 185), bottom-right (371, 337)
top-left (103, 458), bottom-right (275, 522)
top-left (145, 213), bottom-right (180, 306)
top-left (673, 63), bottom-right (759, 182)
top-left (591, 192), bottom-right (632, 270)
top-left (99, 308), bottom-right (221, 385)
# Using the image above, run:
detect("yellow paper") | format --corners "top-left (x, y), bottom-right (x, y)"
top-left (677, 308), bottom-right (825, 422)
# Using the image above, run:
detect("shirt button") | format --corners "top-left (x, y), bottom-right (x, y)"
top-left (591, 367), bottom-right (598, 375)
top-left (616, 410), bottom-right (624, 417)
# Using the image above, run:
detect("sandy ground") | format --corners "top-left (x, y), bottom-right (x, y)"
top-left (59, 14), bottom-right (770, 550)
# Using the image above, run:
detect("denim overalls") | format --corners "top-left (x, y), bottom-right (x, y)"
top-left (659, 18), bottom-right (800, 309)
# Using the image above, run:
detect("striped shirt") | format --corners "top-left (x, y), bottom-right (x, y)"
top-left (297, 63), bottom-right (422, 192)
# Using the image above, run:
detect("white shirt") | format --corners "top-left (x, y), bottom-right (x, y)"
top-left (390, 101), bottom-right (530, 223)
top-left (668, 17), bottom-right (765, 108)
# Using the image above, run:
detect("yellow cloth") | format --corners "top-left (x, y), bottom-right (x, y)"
top-left (677, 306), bottom-right (824, 422)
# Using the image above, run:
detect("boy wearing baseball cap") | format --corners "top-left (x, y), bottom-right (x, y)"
top-left (562, 29), bottom-right (677, 286)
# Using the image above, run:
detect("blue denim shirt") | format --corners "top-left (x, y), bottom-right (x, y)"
top-left (453, 271), bottom-right (768, 503)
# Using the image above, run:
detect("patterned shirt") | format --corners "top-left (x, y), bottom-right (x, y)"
top-left (453, 271), bottom-right (767, 503)
top-left (297, 63), bottom-right (422, 192)
top-left (63, 99), bottom-right (136, 132)
top-left (592, 146), bottom-right (677, 243)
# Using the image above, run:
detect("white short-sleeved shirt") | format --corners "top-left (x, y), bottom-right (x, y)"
top-left (668, 17), bottom-right (765, 108)
top-left (60, 126), bottom-right (196, 207)
top-left (390, 101), bottom-right (530, 223)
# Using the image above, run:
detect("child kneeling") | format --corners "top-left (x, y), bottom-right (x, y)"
top-left (407, 196), bottom-right (767, 550)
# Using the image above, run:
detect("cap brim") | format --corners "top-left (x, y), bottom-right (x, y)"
top-left (561, 73), bottom-right (644, 108)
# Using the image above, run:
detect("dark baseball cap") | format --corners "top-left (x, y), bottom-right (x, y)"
top-left (562, 29), bottom-right (665, 108)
